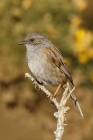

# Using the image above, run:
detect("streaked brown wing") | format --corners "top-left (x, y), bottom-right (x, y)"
top-left (42, 45), bottom-right (74, 85)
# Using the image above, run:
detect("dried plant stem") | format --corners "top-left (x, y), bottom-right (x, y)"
top-left (25, 73), bottom-right (75, 140)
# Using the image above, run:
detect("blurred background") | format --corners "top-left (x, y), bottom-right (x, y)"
top-left (0, 0), bottom-right (93, 140)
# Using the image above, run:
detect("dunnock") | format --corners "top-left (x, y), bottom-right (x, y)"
top-left (18, 33), bottom-right (83, 118)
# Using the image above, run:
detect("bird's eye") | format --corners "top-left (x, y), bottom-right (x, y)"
top-left (30, 38), bottom-right (34, 42)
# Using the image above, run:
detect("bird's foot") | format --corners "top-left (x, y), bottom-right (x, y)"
top-left (49, 94), bottom-right (55, 105)
top-left (33, 80), bottom-right (39, 89)
top-left (33, 80), bottom-right (43, 90)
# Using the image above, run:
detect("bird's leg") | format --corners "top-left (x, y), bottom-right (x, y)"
top-left (53, 84), bottom-right (62, 97)
top-left (50, 84), bottom-right (62, 100)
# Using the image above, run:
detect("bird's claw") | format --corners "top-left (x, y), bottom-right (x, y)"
top-left (50, 94), bottom-right (55, 105)
top-left (33, 80), bottom-right (40, 90)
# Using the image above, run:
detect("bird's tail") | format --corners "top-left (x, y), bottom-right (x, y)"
top-left (68, 82), bottom-right (84, 118)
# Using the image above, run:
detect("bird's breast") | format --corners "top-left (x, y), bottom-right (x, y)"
top-left (26, 49), bottom-right (47, 83)
top-left (26, 49), bottom-right (67, 86)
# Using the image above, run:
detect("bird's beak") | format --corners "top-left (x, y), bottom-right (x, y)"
top-left (18, 41), bottom-right (26, 45)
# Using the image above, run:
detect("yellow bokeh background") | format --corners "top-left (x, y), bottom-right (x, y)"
top-left (0, 0), bottom-right (93, 140)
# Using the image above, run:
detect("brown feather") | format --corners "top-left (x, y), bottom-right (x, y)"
top-left (42, 45), bottom-right (74, 85)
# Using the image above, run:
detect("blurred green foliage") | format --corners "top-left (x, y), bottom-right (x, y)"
top-left (0, 1), bottom-right (93, 140)
top-left (0, 0), bottom-right (76, 80)
top-left (0, 0), bottom-right (93, 86)
top-left (0, 0), bottom-right (77, 49)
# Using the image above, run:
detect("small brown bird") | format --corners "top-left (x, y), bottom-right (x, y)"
top-left (18, 33), bottom-right (83, 118)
